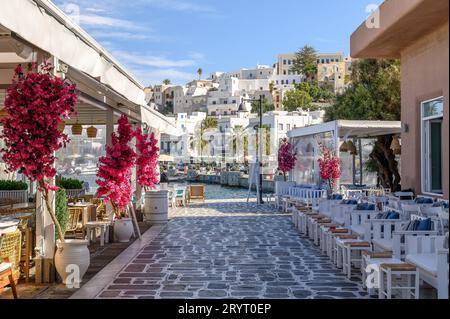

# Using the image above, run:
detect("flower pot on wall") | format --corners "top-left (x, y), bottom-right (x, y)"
top-left (54, 239), bottom-right (90, 286)
top-left (114, 218), bottom-right (134, 243)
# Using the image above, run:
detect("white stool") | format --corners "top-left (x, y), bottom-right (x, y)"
top-left (361, 251), bottom-right (400, 295)
top-left (86, 221), bottom-right (110, 247)
top-left (379, 263), bottom-right (420, 299)
top-left (337, 239), bottom-right (370, 278)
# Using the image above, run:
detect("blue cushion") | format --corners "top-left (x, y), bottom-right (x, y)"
top-left (416, 197), bottom-right (434, 204)
top-left (340, 199), bottom-right (358, 205)
top-left (416, 218), bottom-right (432, 231)
top-left (387, 212), bottom-right (400, 220)
top-left (357, 203), bottom-right (375, 210)
top-left (433, 201), bottom-right (449, 209)
top-left (328, 194), bottom-right (343, 200)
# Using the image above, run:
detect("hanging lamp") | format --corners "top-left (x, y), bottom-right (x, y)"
top-left (0, 108), bottom-right (8, 121)
top-left (87, 125), bottom-right (97, 138)
top-left (58, 120), bottom-right (66, 132)
top-left (348, 140), bottom-right (358, 155)
top-left (72, 122), bottom-right (83, 135)
top-left (390, 136), bottom-right (401, 155)
top-left (339, 141), bottom-right (349, 153)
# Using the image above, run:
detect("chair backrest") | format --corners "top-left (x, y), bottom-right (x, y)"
top-left (176, 189), bottom-right (186, 197)
top-left (345, 209), bottom-right (379, 228)
top-left (405, 235), bottom-right (445, 255)
top-left (190, 185), bottom-right (205, 197)
top-left (66, 208), bottom-right (83, 232)
top-left (275, 182), bottom-right (296, 196)
top-left (0, 230), bottom-right (21, 270)
top-left (420, 206), bottom-right (443, 217)
top-left (401, 204), bottom-right (422, 219)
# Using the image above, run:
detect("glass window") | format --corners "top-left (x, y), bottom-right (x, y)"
top-left (279, 124), bottom-right (284, 131)
top-left (422, 97), bottom-right (444, 194)
top-left (423, 98), bottom-right (444, 118)
top-left (287, 124), bottom-right (291, 131)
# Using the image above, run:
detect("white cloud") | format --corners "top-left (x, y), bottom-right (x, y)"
top-left (91, 31), bottom-right (162, 42)
top-left (145, 0), bottom-right (217, 13)
top-left (131, 68), bottom-right (196, 86)
top-left (76, 14), bottom-right (142, 30)
top-left (112, 51), bottom-right (197, 68)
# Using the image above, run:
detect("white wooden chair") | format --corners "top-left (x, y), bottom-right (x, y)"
top-left (404, 235), bottom-right (449, 299)
top-left (345, 208), bottom-right (380, 238)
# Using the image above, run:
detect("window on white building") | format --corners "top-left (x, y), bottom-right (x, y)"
top-left (421, 97), bottom-right (444, 195)
top-left (279, 124), bottom-right (284, 131)
top-left (287, 124), bottom-right (291, 131)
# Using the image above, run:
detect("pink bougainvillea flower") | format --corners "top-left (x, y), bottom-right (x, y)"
top-left (96, 114), bottom-right (137, 215)
top-left (278, 138), bottom-right (297, 180)
top-left (135, 128), bottom-right (160, 191)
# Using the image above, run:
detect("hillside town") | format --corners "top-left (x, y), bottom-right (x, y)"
top-left (147, 52), bottom-right (352, 168)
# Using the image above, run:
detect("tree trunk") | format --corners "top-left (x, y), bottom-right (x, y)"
top-left (369, 135), bottom-right (401, 192)
top-left (39, 180), bottom-right (65, 243)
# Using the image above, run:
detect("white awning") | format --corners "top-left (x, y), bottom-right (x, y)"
top-left (0, 0), bottom-right (145, 105)
top-left (141, 106), bottom-right (183, 137)
top-left (288, 120), bottom-right (402, 139)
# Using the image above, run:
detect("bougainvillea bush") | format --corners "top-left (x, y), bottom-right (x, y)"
top-left (277, 138), bottom-right (297, 181)
top-left (317, 143), bottom-right (342, 191)
top-left (96, 114), bottom-right (136, 218)
top-left (135, 128), bottom-right (160, 191)
top-left (0, 62), bottom-right (78, 242)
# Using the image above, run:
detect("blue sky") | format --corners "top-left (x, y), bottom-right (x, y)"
top-left (54, 0), bottom-right (383, 86)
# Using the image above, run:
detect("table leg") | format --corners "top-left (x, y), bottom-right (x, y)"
top-left (8, 272), bottom-right (17, 299)
top-left (100, 227), bottom-right (105, 247)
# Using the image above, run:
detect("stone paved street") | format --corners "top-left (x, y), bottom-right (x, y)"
top-left (96, 185), bottom-right (368, 299)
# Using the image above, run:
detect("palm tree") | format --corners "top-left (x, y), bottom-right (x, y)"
top-left (197, 116), bottom-right (217, 164)
top-left (230, 125), bottom-right (247, 163)
top-left (197, 68), bottom-right (203, 80)
top-left (163, 79), bottom-right (171, 85)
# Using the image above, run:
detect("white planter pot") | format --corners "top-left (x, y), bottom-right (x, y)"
top-left (54, 239), bottom-right (90, 286)
top-left (114, 218), bottom-right (134, 243)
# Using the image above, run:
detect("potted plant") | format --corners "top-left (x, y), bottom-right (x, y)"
top-left (317, 143), bottom-right (342, 196)
top-left (135, 128), bottom-right (167, 225)
top-left (0, 62), bottom-right (88, 285)
top-left (277, 138), bottom-right (297, 181)
top-left (96, 115), bottom-right (136, 243)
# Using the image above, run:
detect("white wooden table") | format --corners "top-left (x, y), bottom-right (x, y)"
top-left (85, 221), bottom-right (111, 247)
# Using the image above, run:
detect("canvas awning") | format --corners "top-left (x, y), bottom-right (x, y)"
top-left (0, 0), bottom-right (179, 135)
top-left (288, 120), bottom-right (402, 139)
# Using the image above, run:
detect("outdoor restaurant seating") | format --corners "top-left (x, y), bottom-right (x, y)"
top-left (0, 258), bottom-right (17, 299)
top-left (0, 229), bottom-right (21, 296)
top-left (287, 185), bottom-right (449, 299)
top-left (189, 185), bottom-right (205, 202)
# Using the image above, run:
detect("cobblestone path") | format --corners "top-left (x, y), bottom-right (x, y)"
top-left (96, 187), bottom-right (368, 299)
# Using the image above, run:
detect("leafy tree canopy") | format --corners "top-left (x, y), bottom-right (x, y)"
top-left (251, 99), bottom-right (275, 114)
top-left (325, 59), bottom-right (401, 121)
top-left (292, 45), bottom-right (318, 82)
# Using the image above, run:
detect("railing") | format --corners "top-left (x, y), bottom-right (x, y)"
top-left (0, 190), bottom-right (28, 204)
top-left (65, 189), bottom-right (85, 198)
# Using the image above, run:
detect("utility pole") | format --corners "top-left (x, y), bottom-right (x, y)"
top-left (242, 96), bottom-right (264, 204)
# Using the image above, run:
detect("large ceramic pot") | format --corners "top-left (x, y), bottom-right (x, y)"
top-left (114, 218), bottom-right (134, 243)
top-left (54, 239), bottom-right (90, 286)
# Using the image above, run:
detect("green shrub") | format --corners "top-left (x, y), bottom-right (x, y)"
top-left (55, 188), bottom-right (69, 237)
top-left (56, 177), bottom-right (83, 190)
top-left (0, 180), bottom-right (28, 191)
